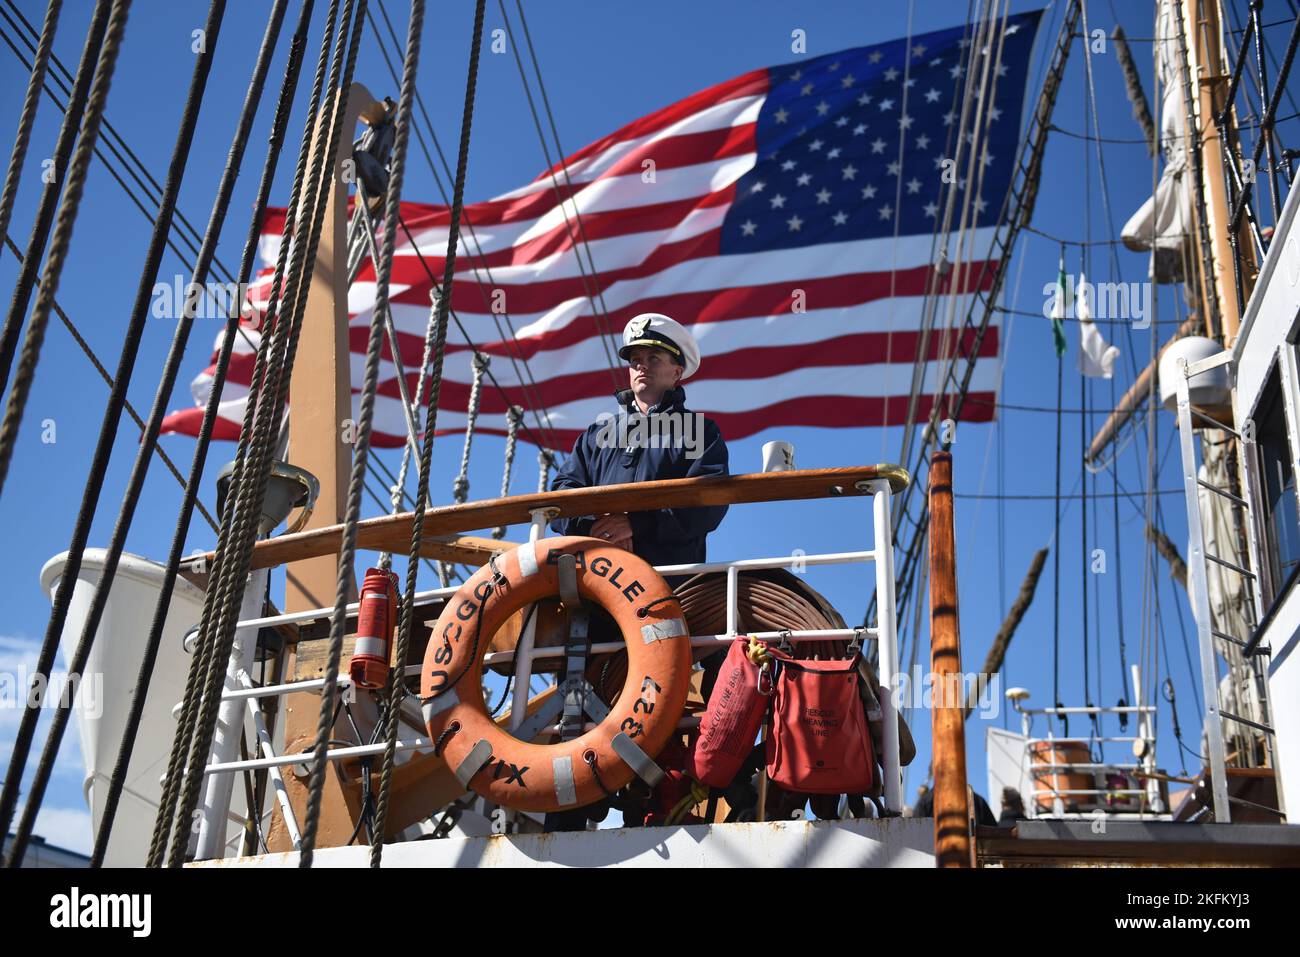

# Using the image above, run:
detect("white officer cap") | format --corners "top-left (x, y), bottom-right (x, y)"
top-left (618, 312), bottom-right (701, 379)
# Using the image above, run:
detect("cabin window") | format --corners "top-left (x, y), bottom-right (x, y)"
top-left (1252, 364), bottom-right (1300, 606)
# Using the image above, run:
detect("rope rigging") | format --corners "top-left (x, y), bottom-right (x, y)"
top-left (3, 0), bottom-right (292, 870)
top-left (0, 0), bottom-right (253, 326)
top-left (452, 351), bottom-right (489, 504)
top-left (0, 0), bottom-right (129, 851)
top-left (493, 404), bottom-right (524, 539)
top-left (0, 0), bottom-right (1260, 859)
top-left (497, 0), bottom-right (624, 391)
top-left (222, 0), bottom-right (375, 871)
top-left (366, 0), bottom-right (480, 870)
top-left (1051, 243), bottom-right (1064, 723)
top-left (538, 446), bottom-right (555, 492)
top-left (154, 0), bottom-right (359, 868)
top-left (0, 0), bottom-right (59, 273)
top-left (367, 0), bottom-right (567, 455)
top-left (872, 0), bottom-right (1082, 639)
top-left (1079, 35), bottom-right (1093, 713)
top-left (0, 234), bottom-right (220, 531)
top-left (0, 0), bottom-right (107, 401)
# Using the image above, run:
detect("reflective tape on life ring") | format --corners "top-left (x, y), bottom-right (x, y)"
top-left (419, 535), bottom-right (691, 814)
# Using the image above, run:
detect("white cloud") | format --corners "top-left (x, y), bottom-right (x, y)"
top-left (32, 805), bottom-right (92, 856)
top-left (0, 634), bottom-right (89, 781)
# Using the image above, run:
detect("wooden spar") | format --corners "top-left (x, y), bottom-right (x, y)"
top-left (266, 83), bottom-right (379, 854)
top-left (283, 82), bottom-right (377, 612)
top-left (1185, 0), bottom-right (1256, 342)
top-left (963, 547), bottom-right (1048, 719)
top-left (928, 451), bottom-right (970, 868)
top-left (183, 465), bottom-right (911, 574)
top-left (1085, 315), bottom-right (1199, 463)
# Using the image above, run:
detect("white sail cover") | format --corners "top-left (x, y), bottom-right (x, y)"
top-left (1120, 0), bottom-right (1193, 283)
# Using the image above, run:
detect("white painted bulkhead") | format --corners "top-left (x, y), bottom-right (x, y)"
top-left (1230, 176), bottom-right (1300, 823)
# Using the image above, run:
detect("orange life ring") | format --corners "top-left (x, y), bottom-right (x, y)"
top-left (420, 535), bottom-right (691, 813)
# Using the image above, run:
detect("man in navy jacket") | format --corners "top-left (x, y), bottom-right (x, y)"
top-left (549, 313), bottom-right (728, 570)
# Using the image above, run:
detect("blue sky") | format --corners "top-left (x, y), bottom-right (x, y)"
top-left (2, 0), bottom-right (1292, 854)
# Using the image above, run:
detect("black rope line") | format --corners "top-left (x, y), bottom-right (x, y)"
top-left (0, 0), bottom-right (60, 271)
top-left (1048, 122), bottom-right (1153, 145)
top-left (298, 0), bottom-right (418, 870)
top-left (1023, 222), bottom-right (1186, 246)
top-left (368, 0), bottom-right (566, 456)
top-left (5, 0), bottom-right (251, 870)
top-left (994, 304), bottom-right (1184, 325)
top-left (635, 595), bottom-right (678, 619)
top-left (95, 0), bottom-right (309, 868)
top-left (432, 721), bottom-right (461, 758)
top-left (369, 1), bottom-right (481, 870)
top-left (1078, 18), bottom-right (1296, 43)
top-left (498, 0), bottom-right (623, 391)
top-left (965, 394), bottom-right (1143, 414)
top-left (395, 213), bottom-right (566, 457)
top-left (0, 234), bottom-right (219, 532)
top-left (0, 0), bottom-right (130, 853)
top-left (0, 0), bottom-right (247, 287)
top-left (158, 0), bottom-right (352, 868)
top-left (0, 0), bottom-right (251, 338)
top-left (1080, 302), bottom-right (1091, 709)
top-left (583, 749), bottom-right (616, 800)
top-left (487, 675), bottom-right (513, 718)
top-left (954, 488), bottom-right (1180, 500)
top-left (1052, 278), bottom-right (1064, 722)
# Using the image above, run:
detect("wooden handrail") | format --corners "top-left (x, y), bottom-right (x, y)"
top-left (184, 464), bottom-right (909, 573)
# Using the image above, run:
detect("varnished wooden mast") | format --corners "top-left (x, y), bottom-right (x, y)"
top-left (928, 450), bottom-right (971, 867)
top-left (267, 83), bottom-right (378, 853)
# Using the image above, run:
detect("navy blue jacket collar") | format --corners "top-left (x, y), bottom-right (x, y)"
top-left (614, 385), bottom-right (687, 414)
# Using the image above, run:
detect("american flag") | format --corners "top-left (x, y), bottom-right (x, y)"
top-left (161, 11), bottom-right (1042, 452)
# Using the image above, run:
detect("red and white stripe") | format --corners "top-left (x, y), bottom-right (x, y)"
top-left (162, 66), bottom-right (999, 452)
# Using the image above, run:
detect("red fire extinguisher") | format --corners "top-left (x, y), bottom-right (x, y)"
top-left (349, 567), bottom-right (399, 690)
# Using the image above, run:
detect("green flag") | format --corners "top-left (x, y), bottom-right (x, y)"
top-left (1050, 254), bottom-right (1069, 358)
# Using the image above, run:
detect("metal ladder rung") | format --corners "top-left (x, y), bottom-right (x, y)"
top-left (1188, 405), bottom-right (1240, 437)
top-left (1197, 478), bottom-right (1248, 508)
top-left (1205, 552), bottom-right (1256, 578)
top-left (1228, 795), bottom-right (1286, 818)
top-left (1219, 709), bottom-right (1274, 734)
top-left (1211, 628), bottom-right (1251, 649)
top-left (1212, 621), bottom-right (1269, 654)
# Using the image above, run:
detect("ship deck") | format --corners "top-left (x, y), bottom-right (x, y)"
top-left (189, 817), bottom-right (936, 868)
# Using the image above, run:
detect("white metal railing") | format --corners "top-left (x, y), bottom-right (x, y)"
top-left (1010, 665), bottom-right (1170, 820)
top-left (192, 479), bottom-right (904, 855)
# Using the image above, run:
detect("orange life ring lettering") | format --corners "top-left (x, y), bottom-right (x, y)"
top-left (420, 536), bottom-right (690, 813)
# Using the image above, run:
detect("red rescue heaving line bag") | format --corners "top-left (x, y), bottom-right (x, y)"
top-left (765, 649), bottom-right (874, 795)
top-left (685, 637), bottom-right (771, 789)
